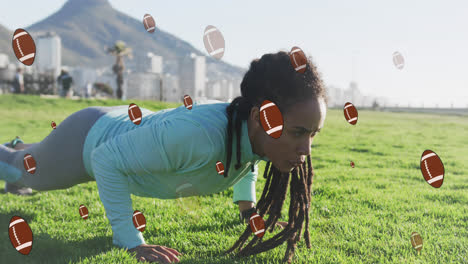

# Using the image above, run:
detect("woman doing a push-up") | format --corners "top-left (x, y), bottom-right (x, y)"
top-left (0, 50), bottom-right (327, 263)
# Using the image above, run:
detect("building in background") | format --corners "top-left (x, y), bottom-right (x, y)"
top-left (0, 53), bottom-right (9, 69)
top-left (124, 72), bottom-right (162, 100)
top-left (122, 52), bottom-right (165, 100)
top-left (69, 67), bottom-right (99, 97)
top-left (326, 85), bottom-right (345, 107)
top-left (35, 32), bottom-right (61, 78)
top-left (129, 52), bottom-right (163, 74)
top-left (178, 53), bottom-right (206, 101)
top-left (205, 77), bottom-right (242, 102)
top-left (94, 69), bottom-right (117, 97)
top-left (162, 73), bottom-right (180, 103)
top-left (0, 53), bottom-right (13, 94)
top-left (344, 81), bottom-right (363, 106)
top-left (230, 78), bottom-right (241, 100)
top-left (146, 53), bottom-right (163, 74)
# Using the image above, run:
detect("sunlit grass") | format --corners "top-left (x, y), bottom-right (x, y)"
top-left (1, 94), bottom-right (467, 263)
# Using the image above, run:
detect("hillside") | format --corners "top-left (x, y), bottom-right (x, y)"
top-left (1, 0), bottom-right (245, 80)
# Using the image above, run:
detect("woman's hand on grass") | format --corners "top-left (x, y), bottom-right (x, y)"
top-left (128, 244), bottom-right (183, 263)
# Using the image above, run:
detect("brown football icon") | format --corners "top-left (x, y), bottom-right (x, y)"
top-left (183, 94), bottom-right (193, 110)
top-left (203, 25), bottom-right (225, 60)
top-left (215, 161), bottom-right (225, 176)
top-left (249, 212), bottom-right (265, 239)
top-left (392, 51), bottom-right (405, 70)
top-left (142, 14), bottom-right (156, 33)
top-left (23, 154), bottom-right (36, 174)
top-left (259, 100), bottom-right (284, 139)
top-left (289, 46), bottom-right (307, 73)
top-left (410, 232), bottom-right (423, 252)
top-left (420, 150), bottom-right (445, 188)
top-left (9, 216), bottom-right (33, 255)
top-left (133, 210), bottom-right (147, 232)
top-left (79, 204), bottom-right (89, 220)
top-left (51, 121), bottom-right (57, 130)
top-left (343, 102), bottom-right (358, 125)
top-left (128, 103), bottom-right (142, 125)
top-left (350, 161), bottom-right (355, 168)
top-left (12, 28), bottom-right (36, 66)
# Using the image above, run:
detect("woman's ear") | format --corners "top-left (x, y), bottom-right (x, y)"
top-left (250, 106), bottom-right (262, 128)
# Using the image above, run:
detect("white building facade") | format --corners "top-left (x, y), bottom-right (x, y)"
top-left (178, 53), bottom-right (206, 101)
top-left (35, 32), bottom-right (61, 78)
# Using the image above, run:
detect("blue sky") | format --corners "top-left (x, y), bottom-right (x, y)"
top-left (1, 0), bottom-right (468, 107)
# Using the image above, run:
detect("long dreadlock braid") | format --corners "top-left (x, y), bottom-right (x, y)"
top-left (222, 50), bottom-right (328, 263)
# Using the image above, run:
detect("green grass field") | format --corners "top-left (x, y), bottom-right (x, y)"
top-left (1, 94), bottom-right (467, 264)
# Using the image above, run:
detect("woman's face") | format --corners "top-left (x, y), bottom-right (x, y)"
top-left (249, 97), bottom-right (327, 173)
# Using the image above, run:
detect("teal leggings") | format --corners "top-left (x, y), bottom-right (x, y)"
top-left (0, 106), bottom-right (122, 191)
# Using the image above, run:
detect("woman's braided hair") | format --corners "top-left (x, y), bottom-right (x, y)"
top-left (222, 50), bottom-right (328, 263)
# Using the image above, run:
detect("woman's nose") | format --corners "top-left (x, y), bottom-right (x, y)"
top-left (297, 139), bottom-right (312, 156)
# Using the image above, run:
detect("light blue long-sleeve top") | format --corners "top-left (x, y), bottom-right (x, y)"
top-left (82, 100), bottom-right (269, 249)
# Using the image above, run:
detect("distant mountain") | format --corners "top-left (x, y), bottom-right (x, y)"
top-left (3, 0), bottom-right (245, 79)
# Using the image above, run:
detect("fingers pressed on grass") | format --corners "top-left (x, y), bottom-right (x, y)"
top-left (152, 251), bottom-right (171, 264)
top-left (146, 254), bottom-right (161, 263)
top-left (157, 247), bottom-right (179, 262)
top-left (164, 246), bottom-right (183, 256)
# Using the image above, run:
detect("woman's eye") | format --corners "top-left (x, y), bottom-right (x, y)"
top-left (293, 130), bottom-right (317, 138)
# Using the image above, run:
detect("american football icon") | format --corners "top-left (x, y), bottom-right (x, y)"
top-left (420, 150), bottom-right (444, 188)
top-left (12, 28), bottom-right (36, 66)
top-left (51, 121), bottom-right (57, 130)
top-left (133, 210), bottom-right (147, 232)
top-left (343, 102), bottom-right (358, 125)
top-left (79, 204), bottom-right (89, 220)
top-left (128, 103), bottom-right (142, 125)
top-left (259, 100), bottom-right (284, 139)
top-left (203, 25), bottom-right (225, 60)
top-left (143, 14), bottom-right (156, 33)
top-left (9, 216), bottom-right (33, 255)
top-left (183, 95), bottom-right (193, 110)
top-left (392, 51), bottom-right (405, 70)
top-left (23, 154), bottom-right (36, 174)
top-left (410, 232), bottom-right (423, 252)
top-left (249, 212), bottom-right (265, 239)
top-left (289, 46), bottom-right (307, 73)
top-left (215, 161), bottom-right (225, 175)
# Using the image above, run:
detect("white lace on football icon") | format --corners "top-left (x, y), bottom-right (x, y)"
top-left (79, 204), bottom-right (89, 220)
top-left (289, 46), bottom-right (307, 73)
top-left (183, 95), bottom-right (193, 110)
top-left (260, 100), bottom-right (284, 139)
top-left (249, 212), bottom-right (265, 238)
top-left (128, 103), bottom-right (143, 125)
top-left (215, 161), bottom-right (225, 175)
top-left (343, 102), bottom-right (358, 125)
top-left (392, 51), bottom-right (405, 70)
top-left (410, 232), bottom-right (423, 252)
top-left (142, 14), bottom-right (156, 33)
top-left (420, 149), bottom-right (445, 188)
top-left (23, 154), bottom-right (37, 174)
top-left (133, 210), bottom-right (147, 232)
top-left (203, 25), bottom-right (225, 60)
top-left (9, 216), bottom-right (34, 255)
top-left (12, 28), bottom-right (36, 66)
